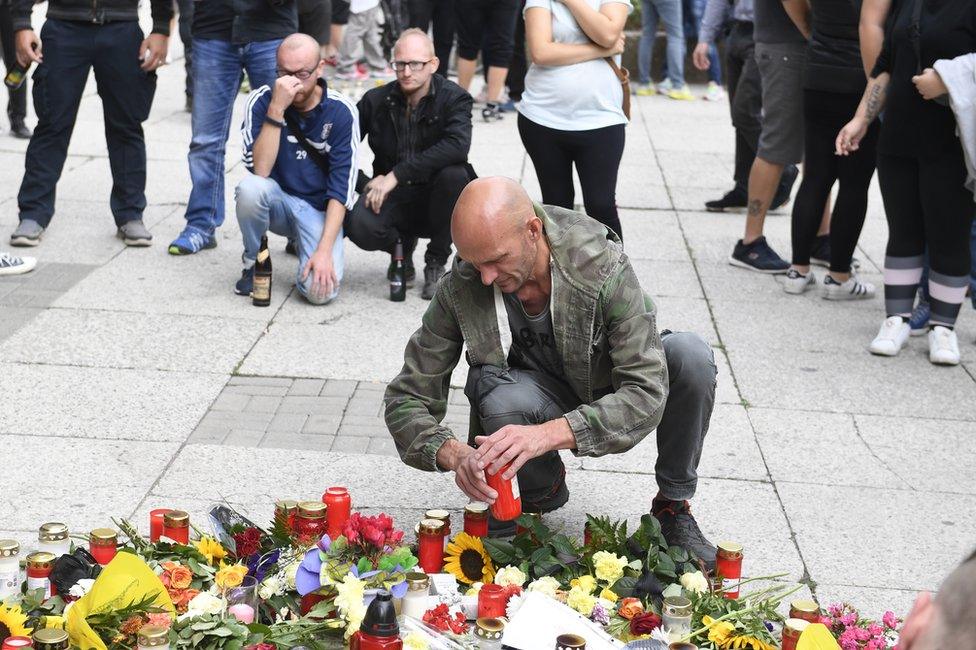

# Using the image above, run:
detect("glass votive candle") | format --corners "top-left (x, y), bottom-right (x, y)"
top-left (37, 522), bottom-right (70, 557)
top-left (226, 575), bottom-right (259, 624)
top-left (149, 508), bottom-right (173, 543)
top-left (663, 595), bottom-right (693, 641)
top-left (137, 624), bottom-right (170, 650)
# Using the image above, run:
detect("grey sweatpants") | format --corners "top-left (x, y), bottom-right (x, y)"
top-left (337, 5), bottom-right (388, 74)
top-left (465, 331), bottom-right (717, 511)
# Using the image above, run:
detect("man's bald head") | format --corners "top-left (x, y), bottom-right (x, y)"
top-left (279, 33), bottom-right (322, 59)
top-left (451, 177), bottom-right (543, 292)
top-left (394, 28), bottom-right (436, 60)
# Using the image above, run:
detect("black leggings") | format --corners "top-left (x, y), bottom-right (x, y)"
top-left (518, 113), bottom-right (626, 240)
top-left (791, 89), bottom-right (878, 272)
top-left (455, 0), bottom-right (519, 67)
top-left (408, 0), bottom-right (456, 78)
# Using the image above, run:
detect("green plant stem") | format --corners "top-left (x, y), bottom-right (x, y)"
top-left (678, 584), bottom-right (804, 643)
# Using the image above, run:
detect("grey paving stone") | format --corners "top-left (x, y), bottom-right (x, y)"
top-left (343, 399), bottom-right (383, 417)
top-left (321, 379), bottom-right (358, 398)
top-left (187, 426), bottom-right (230, 444)
top-left (331, 436), bottom-right (371, 453)
top-left (229, 376), bottom-right (295, 387)
top-left (245, 395), bottom-right (283, 414)
top-left (223, 384), bottom-right (292, 397)
top-left (278, 395), bottom-right (349, 415)
top-left (260, 433), bottom-right (336, 451)
top-left (366, 437), bottom-right (400, 457)
top-left (302, 414), bottom-right (342, 435)
top-left (224, 429), bottom-right (267, 446)
top-left (267, 412), bottom-right (309, 432)
top-left (0, 306), bottom-right (43, 344)
top-left (198, 410), bottom-right (273, 431)
top-left (335, 423), bottom-right (388, 438)
top-left (289, 378), bottom-right (325, 395)
top-left (211, 392), bottom-right (251, 412)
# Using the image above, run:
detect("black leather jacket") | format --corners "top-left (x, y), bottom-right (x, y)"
top-left (13, 0), bottom-right (173, 34)
top-left (356, 74), bottom-right (474, 191)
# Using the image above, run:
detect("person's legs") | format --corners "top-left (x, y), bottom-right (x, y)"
top-left (691, 0), bottom-right (720, 85)
top-left (505, 0), bottom-right (527, 102)
top-left (572, 123), bottom-right (625, 240)
top-left (408, 0), bottom-right (435, 28)
top-left (422, 164), bottom-right (470, 266)
top-left (431, 0), bottom-right (456, 78)
top-left (483, 0), bottom-right (518, 104)
top-left (637, 0), bottom-right (659, 86)
top-left (877, 154), bottom-right (925, 318)
top-left (235, 174), bottom-right (299, 263)
top-left (337, 10), bottom-right (368, 75)
top-left (361, 6), bottom-right (390, 71)
top-left (518, 113), bottom-right (575, 210)
top-left (176, 0), bottom-right (194, 105)
top-left (653, 0), bottom-right (685, 89)
top-left (0, 2), bottom-right (27, 130)
top-left (285, 192), bottom-right (344, 304)
top-left (454, 0), bottom-right (485, 91)
top-left (180, 38), bottom-right (243, 240)
top-left (729, 25), bottom-right (762, 190)
top-left (328, 0), bottom-right (350, 61)
top-left (241, 39), bottom-right (282, 96)
top-left (829, 101), bottom-right (878, 278)
top-left (16, 20), bottom-right (93, 230)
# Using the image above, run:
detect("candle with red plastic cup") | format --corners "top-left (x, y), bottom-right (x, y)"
top-left (275, 500), bottom-right (298, 532)
top-left (463, 502), bottom-right (489, 537)
top-left (477, 583), bottom-right (508, 619)
top-left (715, 541), bottom-right (743, 599)
top-left (484, 463), bottom-right (521, 521)
top-left (322, 487), bottom-right (351, 539)
top-left (26, 551), bottom-right (56, 598)
top-left (149, 508), bottom-right (172, 543)
top-left (162, 510), bottom-right (190, 544)
top-left (89, 528), bottom-right (118, 565)
top-left (2, 637), bottom-right (33, 650)
top-left (417, 518), bottom-right (446, 574)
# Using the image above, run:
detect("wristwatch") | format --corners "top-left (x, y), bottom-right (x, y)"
top-left (264, 115), bottom-right (286, 129)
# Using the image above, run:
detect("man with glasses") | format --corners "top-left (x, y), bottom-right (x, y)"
top-left (344, 28), bottom-right (475, 300)
top-left (167, 0), bottom-right (297, 256)
top-left (234, 33), bottom-right (358, 305)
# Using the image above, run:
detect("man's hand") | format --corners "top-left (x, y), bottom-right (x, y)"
top-left (475, 419), bottom-right (574, 480)
top-left (692, 42), bottom-right (711, 71)
top-left (270, 75), bottom-right (303, 116)
top-left (364, 172), bottom-right (398, 213)
top-left (15, 29), bottom-right (42, 68)
top-left (912, 68), bottom-right (948, 101)
top-left (437, 439), bottom-right (498, 503)
top-left (139, 33), bottom-right (169, 72)
top-left (301, 247), bottom-right (338, 301)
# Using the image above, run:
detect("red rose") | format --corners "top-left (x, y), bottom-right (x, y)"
top-left (234, 527), bottom-right (262, 558)
top-left (630, 612), bottom-right (662, 636)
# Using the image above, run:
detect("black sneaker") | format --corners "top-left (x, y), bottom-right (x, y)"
top-left (705, 186), bottom-right (748, 212)
top-left (421, 263), bottom-right (445, 300)
top-left (481, 103), bottom-right (503, 122)
top-left (234, 267), bottom-right (254, 296)
top-left (10, 119), bottom-right (32, 139)
top-left (285, 238), bottom-right (298, 256)
top-left (655, 501), bottom-right (717, 573)
top-left (729, 236), bottom-right (789, 274)
top-left (770, 165), bottom-right (799, 211)
top-left (387, 256), bottom-right (416, 284)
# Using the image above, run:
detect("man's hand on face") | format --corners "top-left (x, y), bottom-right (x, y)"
top-left (474, 423), bottom-right (553, 481)
top-left (364, 172), bottom-right (398, 214)
top-left (270, 75), bottom-right (303, 115)
top-left (139, 33), bottom-right (169, 72)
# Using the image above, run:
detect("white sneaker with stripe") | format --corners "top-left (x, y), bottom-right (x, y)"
top-left (822, 274), bottom-right (875, 300)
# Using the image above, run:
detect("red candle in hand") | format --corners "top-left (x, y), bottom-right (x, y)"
top-left (484, 463), bottom-right (521, 521)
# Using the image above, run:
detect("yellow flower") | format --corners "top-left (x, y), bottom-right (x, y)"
top-left (444, 532), bottom-right (496, 585)
top-left (215, 563), bottom-right (249, 589)
top-left (570, 575), bottom-right (597, 595)
top-left (592, 551), bottom-right (627, 585)
top-left (726, 634), bottom-right (776, 650)
top-left (196, 536), bottom-right (227, 565)
top-left (703, 615), bottom-right (735, 646)
top-left (403, 631), bottom-right (431, 650)
top-left (599, 587), bottom-right (619, 603)
top-left (0, 602), bottom-right (32, 639)
top-left (334, 573), bottom-right (367, 639)
top-left (566, 585), bottom-right (597, 615)
top-left (493, 565), bottom-right (526, 588)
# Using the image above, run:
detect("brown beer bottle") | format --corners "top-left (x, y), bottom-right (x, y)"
top-left (252, 235), bottom-right (272, 307)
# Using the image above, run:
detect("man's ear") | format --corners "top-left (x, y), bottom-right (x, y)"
top-left (430, 56), bottom-right (440, 72)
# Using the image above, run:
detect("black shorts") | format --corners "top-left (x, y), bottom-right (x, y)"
top-left (455, 0), bottom-right (519, 67)
top-left (331, 0), bottom-right (350, 25)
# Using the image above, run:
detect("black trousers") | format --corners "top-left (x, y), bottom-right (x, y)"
top-left (176, 0), bottom-right (193, 98)
top-left (518, 113), bottom-right (625, 240)
top-left (791, 89), bottom-right (878, 272)
top-left (17, 19), bottom-right (157, 227)
top-left (725, 21), bottom-right (762, 189)
top-left (343, 164), bottom-right (471, 266)
top-left (505, 0), bottom-right (527, 100)
top-left (454, 0), bottom-right (518, 68)
top-left (0, 1), bottom-right (26, 122)
top-left (408, 0), bottom-right (455, 79)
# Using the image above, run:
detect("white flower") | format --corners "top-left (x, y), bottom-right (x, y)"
top-left (679, 570), bottom-right (709, 594)
top-left (68, 578), bottom-right (95, 599)
top-left (527, 576), bottom-right (560, 598)
top-left (179, 592), bottom-right (226, 621)
top-left (403, 631), bottom-right (430, 650)
top-left (493, 565), bottom-right (527, 588)
top-left (506, 592), bottom-right (525, 619)
top-left (284, 560), bottom-right (301, 590)
top-left (258, 574), bottom-right (285, 600)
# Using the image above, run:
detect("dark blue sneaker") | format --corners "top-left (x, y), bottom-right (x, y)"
top-left (498, 99), bottom-right (517, 112)
top-left (729, 236), bottom-right (789, 274)
top-left (168, 226), bottom-right (217, 255)
top-left (234, 267), bottom-right (254, 296)
top-left (909, 299), bottom-right (930, 336)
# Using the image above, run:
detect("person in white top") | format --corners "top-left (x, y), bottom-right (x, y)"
top-left (518, 0), bottom-right (630, 240)
top-left (336, 0), bottom-right (396, 80)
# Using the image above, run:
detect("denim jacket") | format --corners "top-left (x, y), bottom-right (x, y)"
top-left (384, 203), bottom-right (669, 471)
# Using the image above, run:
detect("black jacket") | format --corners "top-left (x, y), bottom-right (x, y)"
top-left (192, 0), bottom-right (298, 44)
top-left (13, 0), bottom-right (173, 35)
top-left (356, 74), bottom-right (474, 191)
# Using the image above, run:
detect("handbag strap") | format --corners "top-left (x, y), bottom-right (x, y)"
top-left (909, 0), bottom-right (924, 75)
top-left (284, 107), bottom-right (331, 177)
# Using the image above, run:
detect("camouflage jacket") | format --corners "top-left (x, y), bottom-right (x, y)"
top-left (384, 203), bottom-right (669, 472)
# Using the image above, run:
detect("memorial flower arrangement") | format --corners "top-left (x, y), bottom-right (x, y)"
top-left (819, 603), bottom-right (900, 650)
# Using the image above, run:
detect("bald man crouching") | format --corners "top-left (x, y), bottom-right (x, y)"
top-left (385, 177), bottom-right (719, 568)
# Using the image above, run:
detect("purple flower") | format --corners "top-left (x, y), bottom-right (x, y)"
top-left (248, 549), bottom-right (281, 583)
top-left (590, 603), bottom-right (610, 626)
top-left (296, 536), bottom-right (331, 596)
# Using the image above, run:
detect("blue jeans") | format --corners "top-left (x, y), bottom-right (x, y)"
top-left (638, 0), bottom-right (685, 87)
top-left (184, 38), bottom-right (280, 232)
top-left (688, 0), bottom-right (720, 84)
top-left (235, 175), bottom-right (345, 305)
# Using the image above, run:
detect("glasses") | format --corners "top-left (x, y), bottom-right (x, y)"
top-left (391, 59), bottom-right (432, 73)
top-left (276, 64), bottom-right (320, 80)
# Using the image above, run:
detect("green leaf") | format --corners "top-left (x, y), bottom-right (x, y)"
top-left (550, 534), bottom-right (577, 558)
top-left (610, 575), bottom-right (637, 597)
top-left (530, 546), bottom-right (553, 564)
top-left (657, 551), bottom-right (675, 575)
top-left (483, 538), bottom-right (517, 565)
top-left (662, 583), bottom-right (683, 599)
top-left (667, 546), bottom-right (690, 564)
top-left (357, 556), bottom-right (372, 575)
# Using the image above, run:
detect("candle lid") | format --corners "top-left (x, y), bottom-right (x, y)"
top-left (784, 618), bottom-right (811, 638)
top-left (790, 599), bottom-right (819, 614)
top-left (137, 624), bottom-right (170, 646)
top-left (90, 528), bottom-right (118, 543)
top-left (163, 510), bottom-right (190, 527)
top-left (298, 501), bottom-right (327, 518)
top-left (325, 486), bottom-right (349, 496)
top-left (0, 538), bottom-right (19, 557)
top-left (418, 518), bottom-right (445, 535)
top-left (33, 628), bottom-right (69, 644)
top-left (475, 617), bottom-right (505, 639)
top-left (38, 522), bottom-right (68, 541)
top-left (26, 551), bottom-right (57, 567)
top-left (555, 633), bottom-right (587, 649)
top-left (275, 499), bottom-right (298, 512)
top-left (424, 509), bottom-right (450, 521)
top-left (406, 572), bottom-right (430, 590)
top-left (465, 502), bottom-right (489, 515)
top-left (663, 595), bottom-right (693, 617)
top-left (716, 541), bottom-right (743, 557)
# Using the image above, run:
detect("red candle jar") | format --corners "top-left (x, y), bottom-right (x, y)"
top-left (162, 510), bottom-right (190, 545)
top-left (275, 500), bottom-right (298, 532)
top-left (464, 502), bottom-right (489, 537)
top-left (789, 599), bottom-right (821, 624)
top-left (322, 487), bottom-right (351, 539)
top-left (715, 541), bottom-right (743, 599)
top-left (149, 508), bottom-right (172, 543)
top-left (26, 551), bottom-right (56, 599)
top-left (417, 518), bottom-right (446, 574)
top-left (781, 618), bottom-right (809, 650)
top-left (484, 463), bottom-right (521, 521)
top-left (425, 509), bottom-right (451, 549)
top-left (2, 636), bottom-right (33, 649)
top-left (477, 583), bottom-right (508, 619)
top-left (583, 521), bottom-right (592, 546)
top-left (295, 501), bottom-right (328, 540)
top-left (89, 528), bottom-right (118, 565)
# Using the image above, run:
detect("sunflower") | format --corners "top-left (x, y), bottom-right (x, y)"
top-left (443, 532), bottom-right (495, 585)
top-left (0, 602), bottom-right (32, 640)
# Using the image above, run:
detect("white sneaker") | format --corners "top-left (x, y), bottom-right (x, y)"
top-left (928, 326), bottom-right (960, 366)
top-left (0, 251), bottom-right (36, 275)
top-left (655, 78), bottom-right (674, 94)
top-left (822, 274), bottom-right (875, 300)
top-left (783, 268), bottom-right (816, 294)
top-left (704, 81), bottom-right (726, 101)
top-left (869, 316), bottom-right (910, 356)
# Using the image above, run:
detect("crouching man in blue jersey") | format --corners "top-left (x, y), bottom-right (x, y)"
top-left (235, 33), bottom-right (359, 304)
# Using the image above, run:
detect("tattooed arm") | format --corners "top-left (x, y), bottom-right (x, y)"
top-left (835, 72), bottom-right (889, 155)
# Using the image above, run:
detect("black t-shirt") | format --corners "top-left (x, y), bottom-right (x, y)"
top-left (754, 0), bottom-right (807, 44)
top-left (805, 0), bottom-right (867, 94)
top-left (193, 0), bottom-right (298, 44)
top-left (873, 0), bottom-right (976, 158)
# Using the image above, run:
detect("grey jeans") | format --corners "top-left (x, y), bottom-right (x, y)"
top-left (465, 331), bottom-right (717, 512)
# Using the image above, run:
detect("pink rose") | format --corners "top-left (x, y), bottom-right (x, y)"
top-left (841, 613), bottom-right (858, 626)
top-left (854, 626), bottom-right (871, 641)
top-left (883, 611), bottom-right (898, 629)
top-left (868, 623), bottom-right (883, 637)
